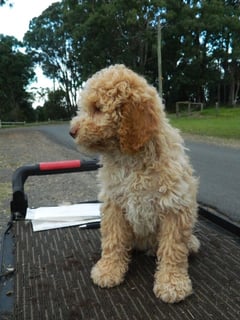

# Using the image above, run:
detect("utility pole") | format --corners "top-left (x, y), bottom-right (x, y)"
top-left (157, 16), bottom-right (163, 99)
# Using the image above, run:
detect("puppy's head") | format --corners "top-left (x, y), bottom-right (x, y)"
top-left (70, 64), bottom-right (162, 155)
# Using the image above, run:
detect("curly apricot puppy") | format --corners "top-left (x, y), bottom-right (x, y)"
top-left (70, 64), bottom-right (200, 303)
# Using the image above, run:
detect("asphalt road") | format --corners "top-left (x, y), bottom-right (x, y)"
top-left (37, 124), bottom-right (240, 224)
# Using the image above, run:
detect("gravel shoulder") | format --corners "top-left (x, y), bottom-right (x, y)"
top-left (0, 128), bottom-right (99, 239)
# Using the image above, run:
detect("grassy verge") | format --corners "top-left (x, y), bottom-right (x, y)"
top-left (168, 107), bottom-right (240, 140)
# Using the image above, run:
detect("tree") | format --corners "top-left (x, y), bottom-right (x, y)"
top-left (23, 0), bottom-right (240, 110)
top-left (61, 0), bottom-right (233, 105)
top-left (63, 0), bottom-right (161, 82)
top-left (157, 0), bottom-right (240, 107)
top-left (24, 0), bottom-right (163, 114)
top-left (24, 2), bottom-right (80, 115)
top-left (216, 0), bottom-right (240, 105)
top-left (0, 0), bottom-right (12, 6)
top-left (42, 89), bottom-right (70, 121)
top-left (0, 35), bottom-right (35, 121)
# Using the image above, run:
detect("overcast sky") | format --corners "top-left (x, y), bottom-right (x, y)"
top-left (0, 0), bottom-right (57, 41)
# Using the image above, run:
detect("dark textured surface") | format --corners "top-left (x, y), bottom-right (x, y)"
top-left (9, 217), bottom-right (240, 320)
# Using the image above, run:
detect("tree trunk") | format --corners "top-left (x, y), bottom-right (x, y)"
top-left (228, 76), bottom-right (235, 106)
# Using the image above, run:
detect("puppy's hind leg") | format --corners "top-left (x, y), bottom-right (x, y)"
top-left (91, 201), bottom-right (133, 288)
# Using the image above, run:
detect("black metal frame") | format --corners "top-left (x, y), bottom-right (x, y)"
top-left (10, 160), bottom-right (100, 220)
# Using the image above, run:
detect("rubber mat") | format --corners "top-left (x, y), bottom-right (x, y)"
top-left (11, 217), bottom-right (240, 320)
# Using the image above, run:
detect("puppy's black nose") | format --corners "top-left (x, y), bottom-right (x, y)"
top-left (69, 127), bottom-right (78, 138)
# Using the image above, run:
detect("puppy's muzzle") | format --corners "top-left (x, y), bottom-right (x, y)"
top-left (69, 126), bottom-right (78, 139)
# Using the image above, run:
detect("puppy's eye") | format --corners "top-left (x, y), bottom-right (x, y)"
top-left (94, 106), bottom-right (101, 113)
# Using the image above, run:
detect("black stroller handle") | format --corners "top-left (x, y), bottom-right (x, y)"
top-left (10, 160), bottom-right (100, 219)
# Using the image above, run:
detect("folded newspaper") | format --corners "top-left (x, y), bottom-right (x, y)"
top-left (26, 203), bottom-right (101, 232)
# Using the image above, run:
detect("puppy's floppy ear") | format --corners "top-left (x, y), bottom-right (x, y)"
top-left (118, 99), bottom-right (159, 154)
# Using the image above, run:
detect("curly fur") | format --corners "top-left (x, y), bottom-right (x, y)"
top-left (70, 64), bottom-right (200, 303)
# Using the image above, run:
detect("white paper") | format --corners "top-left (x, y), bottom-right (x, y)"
top-left (26, 203), bottom-right (101, 232)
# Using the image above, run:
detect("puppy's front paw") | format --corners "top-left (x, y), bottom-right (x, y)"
top-left (91, 258), bottom-right (127, 288)
top-left (153, 272), bottom-right (192, 303)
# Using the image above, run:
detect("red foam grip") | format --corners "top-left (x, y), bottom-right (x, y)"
top-left (39, 160), bottom-right (81, 171)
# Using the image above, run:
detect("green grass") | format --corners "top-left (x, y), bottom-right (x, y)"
top-left (168, 107), bottom-right (240, 140)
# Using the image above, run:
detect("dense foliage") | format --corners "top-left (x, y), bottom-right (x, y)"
top-left (24, 2), bottom-right (79, 118)
top-left (35, 89), bottom-right (70, 121)
top-left (0, 0), bottom-right (8, 5)
top-left (0, 35), bottom-right (35, 121)
top-left (1, 0), bottom-right (240, 121)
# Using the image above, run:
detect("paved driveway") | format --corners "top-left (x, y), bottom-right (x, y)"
top-left (186, 141), bottom-right (240, 224)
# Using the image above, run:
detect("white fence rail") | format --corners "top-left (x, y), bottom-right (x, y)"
top-left (0, 120), bottom-right (26, 128)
